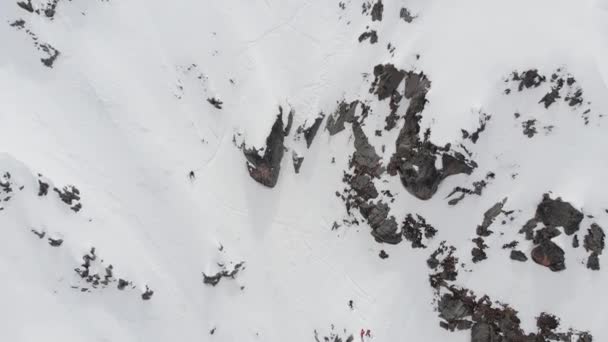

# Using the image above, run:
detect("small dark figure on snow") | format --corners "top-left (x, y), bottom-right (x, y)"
top-left (188, 171), bottom-right (195, 180)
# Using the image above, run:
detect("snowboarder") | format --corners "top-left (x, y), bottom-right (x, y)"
top-left (188, 170), bottom-right (195, 180)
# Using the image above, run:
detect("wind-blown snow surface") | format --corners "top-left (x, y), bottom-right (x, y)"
top-left (2, 0), bottom-right (608, 341)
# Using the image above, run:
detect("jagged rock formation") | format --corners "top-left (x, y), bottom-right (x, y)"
top-left (372, 64), bottom-right (476, 200)
top-left (531, 241), bottom-right (565, 271)
top-left (371, 0), bottom-right (383, 21)
top-left (437, 286), bottom-right (592, 341)
top-left (584, 223), bottom-right (605, 270)
top-left (326, 100), bottom-right (359, 136)
top-left (203, 261), bottom-right (245, 286)
top-left (301, 113), bottom-right (325, 148)
top-left (402, 214), bottom-right (437, 248)
top-left (358, 30), bottom-right (378, 44)
top-left (243, 112), bottom-right (287, 188)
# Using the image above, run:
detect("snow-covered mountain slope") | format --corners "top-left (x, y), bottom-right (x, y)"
top-left (2, 0), bottom-right (608, 341)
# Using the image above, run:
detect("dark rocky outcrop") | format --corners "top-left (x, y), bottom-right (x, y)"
top-left (38, 179), bottom-right (49, 196)
top-left (584, 223), bottom-right (605, 254)
top-left (535, 193), bottom-right (583, 235)
top-left (510, 250), bottom-right (527, 262)
top-left (379, 66), bottom-right (475, 200)
top-left (506, 68), bottom-right (592, 124)
top-left (371, 0), bottom-right (383, 21)
top-left (358, 30), bottom-right (378, 44)
top-left (10, 19), bottom-right (26, 28)
top-left (502, 241), bottom-right (519, 249)
top-left (351, 123), bottom-right (384, 177)
top-left (284, 109), bottom-right (294, 136)
top-left (471, 322), bottom-right (499, 342)
top-left (360, 201), bottom-right (400, 244)
top-left (48, 237), bottom-right (63, 247)
top-left (344, 122), bottom-right (400, 244)
top-left (292, 152), bottom-right (304, 174)
top-left (53, 185), bottom-right (82, 212)
top-left (117, 279), bottom-right (130, 290)
top-left (532, 226), bottom-right (561, 245)
top-left (518, 194), bottom-right (585, 271)
top-left (573, 234), bottom-right (580, 248)
top-left (427, 242), bottom-right (459, 289)
top-left (512, 69), bottom-right (546, 91)
top-left (461, 112), bottom-right (491, 144)
top-left (313, 328), bottom-right (354, 342)
top-left (326, 100), bottom-right (358, 135)
top-left (531, 241), bottom-right (565, 271)
top-left (370, 64), bottom-right (406, 102)
top-left (437, 286), bottom-right (592, 341)
top-left (522, 119), bottom-right (537, 138)
top-left (476, 198), bottom-right (507, 237)
top-left (584, 223), bottom-right (605, 270)
top-left (40, 43), bottom-right (60, 68)
top-left (207, 97), bottom-right (223, 109)
top-left (438, 294), bottom-right (472, 326)
top-left (203, 261), bottom-right (245, 287)
top-left (400, 7), bottom-right (416, 23)
top-left (370, 64), bottom-right (405, 130)
top-left (31, 229), bottom-right (45, 239)
top-left (141, 286), bottom-right (154, 300)
top-left (471, 237), bottom-right (488, 263)
top-left (243, 112), bottom-right (286, 188)
top-left (350, 174), bottom-right (378, 200)
top-left (17, 1), bottom-right (34, 13)
top-left (402, 214), bottom-right (437, 248)
top-left (446, 172), bottom-right (495, 206)
top-left (303, 113), bottom-right (325, 148)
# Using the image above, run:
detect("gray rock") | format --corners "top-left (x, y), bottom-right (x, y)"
top-left (535, 193), bottom-right (583, 235)
top-left (476, 198), bottom-right (507, 237)
top-left (584, 223), bottom-right (605, 255)
top-left (533, 226), bottom-right (561, 244)
top-left (243, 113), bottom-right (285, 188)
top-left (531, 241), bottom-right (565, 271)
top-left (522, 119), bottom-right (537, 138)
top-left (510, 250), bottom-right (528, 262)
top-left (326, 101), bottom-right (358, 135)
top-left (350, 174), bottom-right (378, 200)
top-left (520, 218), bottom-right (539, 240)
top-left (303, 113), bottom-right (325, 148)
top-left (587, 252), bottom-right (600, 271)
top-left (386, 68), bottom-right (475, 200)
top-left (360, 201), bottom-right (401, 244)
top-left (292, 152), bottom-right (304, 174)
top-left (438, 294), bottom-right (471, 321)
top-left (371, 0), bottom-right (383, 21)
top-left (351, 122), bottom-right (384, 177)
top-left (358, 30), bottom-right (378, 44)
top-left (371, 64), bottom-right (406, 101)
top-left (572, 234), bottom-right (580, 248)
top-left (400, 7), bottom-right (416, 23)
top-left (471, 322), bottom-right (499, 342)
